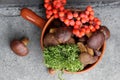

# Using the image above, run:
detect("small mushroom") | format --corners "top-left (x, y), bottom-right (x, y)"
top-left (99, 26), bottom-right (110, 40)
top-left (86, 46), bottom-right (94, 56)
top-left (79, 52), bottom-right (98, 65)
top-left (77, 42), bottom-right (87, 53)
top-left (10, 37), bottom-right (29, 56)
top-left (44, 33), bottom-right (59, 47)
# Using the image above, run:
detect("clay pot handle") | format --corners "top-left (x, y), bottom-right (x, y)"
top-left (20, 8), bottom-right (46, 29)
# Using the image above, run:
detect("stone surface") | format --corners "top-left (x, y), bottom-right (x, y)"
top-left (0, 0), bottom-right (41, 7)
top-left (0, 4), bottom-right (120, 80)
top-left (0, 0), bottom-right (120, 7)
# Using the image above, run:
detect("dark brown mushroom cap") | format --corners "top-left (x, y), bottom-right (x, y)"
top-left (10, 39), bottom-right (29, 56)
top-left (99, 26), bottom-right (110, 40)
top-left (54, 27), bottom-right (72, 43)
top-left (87, 31), bottom-right (105, 49)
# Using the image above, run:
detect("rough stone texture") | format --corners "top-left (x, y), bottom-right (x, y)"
top-left (0, 0), bottom-right (120, 7)
top-left (0, 4), bottom-right (120, 80)
top-left (0, 0), bottom-right (41, 7)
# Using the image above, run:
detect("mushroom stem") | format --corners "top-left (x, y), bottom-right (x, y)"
top-left (21, 37), bottom-right (29, 46)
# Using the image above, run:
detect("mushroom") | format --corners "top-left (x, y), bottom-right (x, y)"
top-left (99, 26), bottom-right (110, 40)
top-left (10, 37), bottom-right (29, 56)
top-left (79, 52), bottom-right (98, 65)
top-left (54, 27), bottom-right (72, 43)
top-left (44, 33), bottom-right (59, 47)
top-left (65, 37), bottom-right (75, 44)
top-left (87, 31), bottom-right (105, 49)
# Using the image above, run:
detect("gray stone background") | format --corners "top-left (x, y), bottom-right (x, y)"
top-left (0, 0), bottom-right (120, 80)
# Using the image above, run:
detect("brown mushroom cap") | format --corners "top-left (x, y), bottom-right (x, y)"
top-left (10, 39), bottom-right (29, 56)
top-left (87, 31), bottom-right (105, 49)
top-left (54, 27), bottom-right (72, 43)
top-left (99, 26), bottom-right (110, 40)
top-left (79, 52), bottom-right (98, 65)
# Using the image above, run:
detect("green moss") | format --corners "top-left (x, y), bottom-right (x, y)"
top-left (43, 44), bottom-right (84, 72)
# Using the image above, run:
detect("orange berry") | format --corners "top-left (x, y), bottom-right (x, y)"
top-left (46, 14), bottom-right (51, 19)
top-left (48, 10), bottom-right (53, 16)
top-left (84, 25), bottom-right (89, 29)
top-left (86, 18), bottom-right (89, 22)
top-left (53, 1), bottom-right (57, 6)
top-left (96, 20), bottom-right (101, 25)
top-left (59, 6), bottom-right (64, 11)
top-left (46, 10), bottom-right (49, 14)
top-left (47, 5), bottom-right (52, 10)
top-left (64, 9), bottom-right (68, 13)
top-left (59, 11), bottom-right (65, 17)
top-left (75, 20), bottom-right (81, 26)
top-left (77, 17), bottom-right (81, 20)
top-left (62, 0), bottom-right (67, 4)
top-left (70, 20), bottom-right (75, 26)
top-left (80, 13), bottom-right (85, 18)
top-left (85, 27), bottom-right (90, 34)
top-left (86, 6), bottom-right (93, 12)
top-left (95, 25), bottom-right (100, 29)
top-left (64, 19), bottom-right (70, 26)
top-left (44, 0), bottom-right (50, 3)
top-left (89, 15), bottom-right (94, 20)
top-left (54, 1), bottom-right (61, 8)
top-left (74, 24), bottom-right (80, 29)
top-left (67, 12), bottom-right (73, 19)
top-left (54, 14), bottom-right (59, 18)
top-left (79, 31), bottom-right (85, 37)
top-left (89, 11), bottom-right (94, 15)
top-left (85, 11), bottom-right (89, 15)
top-left (84, 14), bottom-right (88, 18)
top-left (81, 28), bottom-right (85, 32)
top-left (91, 27), bottom-right (96, 32)
top-left (93, 17), bottom-right (99, 22)
top-left (81, 18), bottom-right (87, 23)
top-left (73, 29), bottom-right (80, 36)
top-left (44, 3), bottom-right (49, 8)
top-left (89, 20), bottom-right (94, 24)
top-left (89, 25), bottom-right (94, 30)
top-left (53, 9), bottom-right (58, 14)
top-left (84, 15), bottom-right (89, 21)
top-left (73, 12), bottom-right (78, 18)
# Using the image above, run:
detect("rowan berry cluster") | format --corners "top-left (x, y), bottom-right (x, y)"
top-left (44, 0), bottom-right (101, 37)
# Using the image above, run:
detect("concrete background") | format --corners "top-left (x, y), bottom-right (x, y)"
top-left (0, 0), bottom-right (120, 7)
top-left (0, 1), bottom-right (120, 80)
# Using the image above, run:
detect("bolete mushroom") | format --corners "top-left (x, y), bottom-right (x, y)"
top-left (10, 37), bottom-right (29, 56)
top-left (43, 33), bottom-right (59, 47)
top-left (79, 52), bottom-right (98, 66)
top-left (87, 31), bottom-right (105, 49)
top-left (99, 26), bottom-right (110, 40)
top-left (54, 27), bottom-right (72, 43)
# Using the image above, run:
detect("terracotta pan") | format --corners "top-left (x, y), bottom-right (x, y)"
top-left (20, 8), bottom-right (106, 74)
